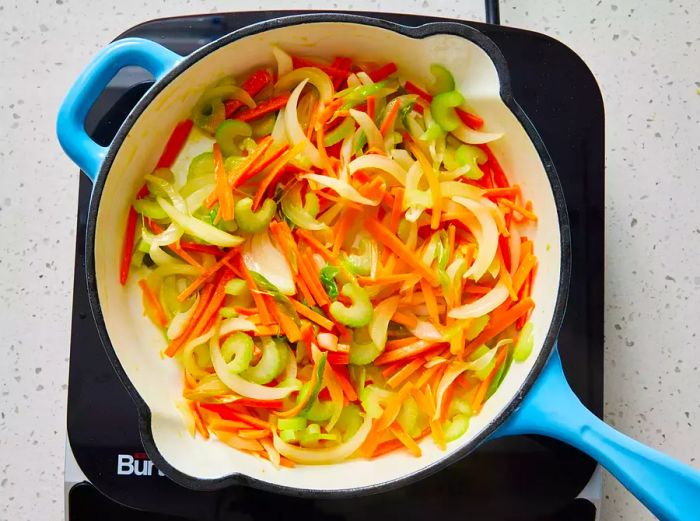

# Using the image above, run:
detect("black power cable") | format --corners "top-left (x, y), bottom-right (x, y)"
top-left (485, 0), bottom-right (500, 24)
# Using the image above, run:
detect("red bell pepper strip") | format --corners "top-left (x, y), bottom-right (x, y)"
top-left (404, 80), bottom-right (484, 129)
top-left (235, 94), bottom-right (291, 122)
top-left (367, 62), bottom-right (397, 82)
top-left (224, 69), bottom-right (273, 118)
top-left (327, 351), bottom-right (350, 365)
top-left (331, 56), bottom-right (353, 89)
top-left (119, 207), bottom-right (138, 285)
top-left (291, 55), bottom-right (348, 79)
top-left (477, 144), bottom-right (509, 188)
top-left (156, 119), bottom-right (193, 169)
top-left (178, 241), bottom-right (225, 257)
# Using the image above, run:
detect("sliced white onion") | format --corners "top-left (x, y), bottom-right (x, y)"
top-left (449, 281), bottom-right (509, 319)
top-left (390, 149), bottom-right (414, 171)
top-left (210, 335), bottom-right (297, 400)
top-left (185, 184), bottom-right (215, 213)
top-left (285, 79), bottom-right (321, 167)
top-left (271, 45), bottom-right (292, 77)
top-left (439, 181), bottom-right (483, 201)
top-left (348, 154), bottom-right (407, 186)
top-left (300, 173), bottom-right (379, 206)
top-left (149, 242), bottom-right (177, 266)
top-left (167, 295), bottom-right (199, 339)
top-left (346, 73), bottom-right (361, 88)
top-left (261, 438), bottom-right (281, 469)
top-left (434, 361), bottom-right (470, 420)
top-left (219, 316), bottom-right (257, 336)
top-left (142, 222), bottom-right (183, 247)
top-left (410, 320), bottom-right (443, 341)
top-left (271, 108), bottom-right (288, 144)
top-left (349, 109), bottom-right (384, 151)
top-left (369, 296), bottom-right (400, 349)
top-left (272, 413), bottom-right (372, 464)
top-left (276, 67), bottom-right (334, 103)
top-left (356, 71), bottom-right (374, 85)
top-left (243, 232), bottom-right (296, 295)
top-left (452, 196), bottom-right (499, 281)
top-left (451, 123), bottom-right (503, 145)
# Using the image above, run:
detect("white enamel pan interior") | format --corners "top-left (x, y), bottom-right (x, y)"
top-left (88, 17), bottom-right (566, 494)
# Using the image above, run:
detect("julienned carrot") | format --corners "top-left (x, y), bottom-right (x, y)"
top-left (358, 273), bottom-right (416, 286)
top-left (411, 387), bottom-right (436, 418)
top-left (387, 358), bottom-right (424, 389)
top-left (156, 119), bottom-right (193, 168)
top-left (228, 136), bottom-right (274, 187)
top-left (236, 94), bottom-right (291, 123)
top-left (512, 254), bottom-right (537, 293)
top-left (385, 336), bottom-right (420, 350)
top-left (213, 143), bottom-right (234, 221)
top-left (377, 381), bottom-right (414, 430)
top-left (119, 207), bottom-right (138, 285)
top-left (500, 198), bottom-right (538, 222)
top-left (252, 142), bottom-right (304, 210)
top-left (276, 364), bottom-right (320, 418)
top-left (177, 248), bottom-right (238, 302)
top-left (238, 256), bottom-right (272, 325)
top-left (296, 252), bottom-right (329, 307)
top-left (233, 142), bottom-right (289, 189)
top-left (296, 229), bottom-right (336, 262)
top-left (289, 298), bottom-right (334, 330)
top-left (165, 283), bottom-right (214, 357)
top-left (391, 310), bottom-right (419, 329)
top-left (415, 362), bottom-right (444, 389)
top-left (138, 279), bottom-right (168, 327)
top-left (365, 217), bottom-right (439, 287)
top-left (178, 241), bottom-right (224, 257)
top-left (375, 340), bottom-right (443, 365)
top-left (471, 346), bottom-right (509, 413)
top-left (379, 98), bottom-right (401, 136)
top-left (269, 221), bottom-right (298, 274)
top-left (483, 186), bottom-right (520, 199)
top-left (191, 271), bottom-right (234, 338)
top-left (190, 402), bottom-right (210, 439)
top-left (371, 438), bottom-right (404, 458)
top-left (389, 187), bottom-right (404, 233)
top-left (332, 207), bottom-right (359, 255)
top-left (419, 279), bottom-right (440, 325)
top-left (390, 424), bottom-right (422, 457)
top-left (266, 295), bottom-right (301, 343)
top-left (464, 297), bottom-right (535, 356)
top-left (145, 220), bottom-right (205, 271)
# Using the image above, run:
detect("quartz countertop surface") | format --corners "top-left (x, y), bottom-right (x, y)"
top-left (0, 1), bottom-right (698, 519)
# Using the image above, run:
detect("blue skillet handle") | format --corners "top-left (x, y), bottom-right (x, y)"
top-left (56, 38), bottom-right (181, 182)
top-left (495, 348), bottom-right (700, 521)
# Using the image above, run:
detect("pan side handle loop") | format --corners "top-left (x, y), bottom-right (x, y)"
top-left (56, 38), bottom-right (181, 181)
top-left (495, 348), bottom-right (700, 521)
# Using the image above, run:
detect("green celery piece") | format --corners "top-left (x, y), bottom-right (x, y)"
top-left (215, 119), bottom-right (252, 157)
top-left (429, 64), bottom-right (456, 94)
top-left (431, 90), bottom-right (465, 132)
top-left (241, 337), bottom-right (288, 384)
top-left (234, 197), bottom-right (276, 234)
top-left (329, 283), bottom-right (373, 327)
top-left (220, 332), bottom-right (254, 374)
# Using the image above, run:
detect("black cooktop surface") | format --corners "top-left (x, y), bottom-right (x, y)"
top-left (67, 11), bottom-right (604, 521)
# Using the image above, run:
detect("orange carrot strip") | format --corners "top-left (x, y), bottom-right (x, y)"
top-left (213, 143), bottom-right (234, 221)
top-left (374, 340), bottom-right (443, 365)
top-left (297, 253), bottom-right (328, 306)
top-left (145, 220), bottom-right (205, 271)
top-left (190, 403), bottom-right (210, 439)
top-left (191, 271), bottom-right (234, 338)
top-left (376, 381), bottom-right (414, 430)
top-left (386, 358), bottom-right (424, 389)
top-left (500, 199), bottom-right (538, 221)
top-left (411, 387), bottom-right (436, 417)
top-left (371, 438), bottom-right (405, 458)
top-left (296, 229), bottom-right (336, 262)
top-left (471, 346), bottom-right (509, 413)
top-left (512, 254), bottom-right (538, 294)
top-left (379, 98), bottom-right (401, 136)
top-left (238, 429), bottom-right (271, 440)
top-left (254, 325), bottom-right (281, 336)
top-left (238, 256), bottom-right (272, 325)
top-left (365, 217), bottom-right (439, 286)
top-left (137, 279), bottom-right (168, 327)
top-left (389, 424), bottom-right (422, 457)
top-left (177, 249), bottom-right (238, 302)
top-left (361, 423), bottom-right (385, 458)
top-left (385, 336), bottom-right (420, 350)
top-left (415, 363), bottom-right (444, 389)
top-left (464, 297), bottom-right (535, 355)
top-left (332, 207), bottom-right (359, 255)
top-left (269, 222), bottom-right (297, 274)
top-left (252, 142), bottom-right (304, 210)
top-left (333, 365), bottom-right (358, 402)
top-left (389, 188), bottom-right (404, 234)
top-left (227, 136), bottom-right (275, 188)
top-left (265, 295), bottom-right (301, 343)
top-left (276, 367), bottom-right (319, 418)
top-left (306, 100), bottom-right (320, 140)
top-left (381, 362), bottom-right (404, 378)
top-left (498, 247), bottom-right (518, 301)
top-left (430, 418), bottom-right (446, 450)
top-left (290, 298), bottom-right (334, 330)
top-left (483, 186), bottom-right (520, 199)
top-left (419, 279), bottom-right (440, 325)
top-left (208, 419), bottom-right (251, 432)
top-left (391, 310), bottom-right (418, 329)
top-left (165, 283), bottom-right (214, 357)
top-left (233, 143), bottom-right (289, 189)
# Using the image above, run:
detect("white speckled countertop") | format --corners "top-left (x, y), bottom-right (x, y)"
top-left (0, 0), bottom-right (698, 519)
